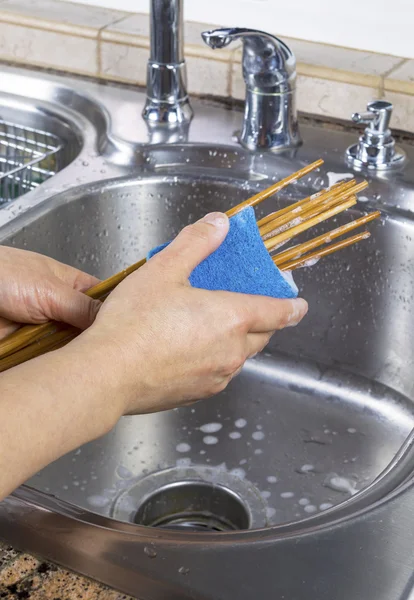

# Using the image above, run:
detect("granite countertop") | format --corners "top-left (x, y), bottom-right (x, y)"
top-left (0, 542), bottom-right (136, 600)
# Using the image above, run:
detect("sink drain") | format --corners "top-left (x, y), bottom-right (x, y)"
top-left (111, 466), bottom-right (268, 530)
top-left (134, 481), bottom-right (249, 531)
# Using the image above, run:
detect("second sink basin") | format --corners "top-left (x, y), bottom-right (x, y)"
top-left (1, 145), bottom-right (413, 532)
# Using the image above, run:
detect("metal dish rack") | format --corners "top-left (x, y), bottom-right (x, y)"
top-left (0, 119), bottom-right (64, 203)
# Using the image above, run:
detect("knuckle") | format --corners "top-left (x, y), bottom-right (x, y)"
top-left (228, 307), bottom-right (249, 334)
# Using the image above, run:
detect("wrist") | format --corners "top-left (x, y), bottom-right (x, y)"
top-left (55, 334), bottom-right (129, 435)
top-left (63, 327), bottom-right (147, 422)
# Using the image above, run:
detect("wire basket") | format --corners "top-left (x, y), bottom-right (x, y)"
top-left (0, 119), bottom-right (64, 203)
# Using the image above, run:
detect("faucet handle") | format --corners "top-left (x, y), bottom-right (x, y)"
top-left (346, 100), bottom-right (405, 171)
top-left (202, 27), bottom-right (301, 151)
top-left (202, 28), bottom-right (294, 91)
top-left (351, 100), bottom-right (393, 134)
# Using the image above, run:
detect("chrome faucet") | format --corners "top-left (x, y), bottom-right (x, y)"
top-left (142, 0), bottom-right (192, 126)
top-left (202, 28), bottom-right (301, 152)
top-left (143, 6), bottom-right (300, 152)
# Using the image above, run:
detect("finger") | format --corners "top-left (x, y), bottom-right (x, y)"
top-left (150, 213), bottom-right (229, 282)
top-left (50, 258), bottom-right (100, 292)
top-left (219, 293), bottom-right (308, 333)
top-left (46, 284), bottom-right (102, 330)
top-left (0, 317), bottom-right (19, 340)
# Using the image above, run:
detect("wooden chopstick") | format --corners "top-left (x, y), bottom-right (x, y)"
top-left (273, 211), bottom-right (380, 267)
top-left (226, 159), bottom-right (324, 217)
top-left (260, 183), bottom-right (361, 240)
top-left (0, 327), bottom-right (79, 373)
top-left (264, 195), bottom-right (359, 252)
top-left (0, 160), bottom-right (324, 360)
top-left (258, 179), bottom-right (356, 236)
top-left (279, 230), bottom-right (371, 271)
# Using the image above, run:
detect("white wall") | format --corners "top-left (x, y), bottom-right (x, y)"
top-left (71, 0), bottom-right (414, 59)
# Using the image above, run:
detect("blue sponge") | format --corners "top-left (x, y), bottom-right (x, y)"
top-left (147, 206), bottom-right (298, 299)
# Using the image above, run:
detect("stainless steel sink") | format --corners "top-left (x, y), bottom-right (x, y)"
top-left (1, 66), bottom-right (414, 600)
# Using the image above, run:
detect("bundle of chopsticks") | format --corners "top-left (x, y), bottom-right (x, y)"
top-left (0, 158), bottom-right (380, 372)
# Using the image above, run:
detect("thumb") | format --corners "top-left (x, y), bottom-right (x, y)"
top-left (47, 284), bottom-right (102, 330)
top-left (158, 212), bottom-right (229, 281)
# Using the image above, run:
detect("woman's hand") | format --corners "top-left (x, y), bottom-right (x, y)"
top-left (0, 247), bottom-right (101, 339)
top-left (0, 213), bottom-right (308, 498)
top-left (78, 212), bottom-right (308, 416)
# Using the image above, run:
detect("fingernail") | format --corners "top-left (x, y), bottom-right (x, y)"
top-left (201, 212), bottom-right (228, 228)
top-left (287, 298), bottom-right (308, 327)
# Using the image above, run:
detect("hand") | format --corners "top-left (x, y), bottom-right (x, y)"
top-left (0, 247), bottom-right (101, 339)
top-left (78, 212), bottom-right (308, 416)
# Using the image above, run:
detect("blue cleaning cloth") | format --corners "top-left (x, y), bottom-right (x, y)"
top-left (147, 206), bottom-right (298, 299)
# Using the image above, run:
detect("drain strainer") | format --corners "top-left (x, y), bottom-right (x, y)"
top-left (135, 481), bottom-right (249, 531)
top-left (111, 466), bottom-right (268, 530)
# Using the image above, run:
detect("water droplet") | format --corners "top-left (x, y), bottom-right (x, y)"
top-left (144, 546), bottom-right (157, 559)
top-left (178, 566), bottom-right (189, 575)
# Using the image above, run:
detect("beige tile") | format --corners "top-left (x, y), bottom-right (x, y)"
top-left (385, 59), bottom-right (414, 94)
top-left (286, 37), bottom-right (402, 76)
top-left (383, 90), bottom-right (414, 133)
top-left (186, 54), bottom-right (229, 97)
top-left (297, 75), bottom-right (380, 121)
top-left (102, 12), bottom-right (149, 38)
top-left (105, 14), bottom-right (219, 47)
top-left (100, 40), bottom-right (148, 84)
top-left (185, 20), bottom-right (222, 47)
top-left (0, 0), bottom-right (126, 36)
top-left (0, 21), bottom-right (97, 74)
top-left (103, 14), bottom-right (231, 60)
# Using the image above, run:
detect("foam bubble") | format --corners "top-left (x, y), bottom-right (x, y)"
top-left (203, 436), bottom-right (219, 445)
top-left (176, 443), bottom-right (191, 453)
top-left (200, 423), bottom-right (222, 434)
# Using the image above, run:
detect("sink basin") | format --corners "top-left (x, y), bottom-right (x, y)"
top-left (2, 143), bottom-right (414, 528)
top-left (0, 90), bottom-right (82, 204)
top-left (1, 66), bottom-right (414, 600)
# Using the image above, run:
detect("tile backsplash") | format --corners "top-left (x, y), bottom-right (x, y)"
top-left (0, 0), bottom-right (413, 132)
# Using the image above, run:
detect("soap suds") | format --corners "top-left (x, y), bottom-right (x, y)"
top-left (176, 443), bottom-right (191, 453)
top-left (327, 172), bottom-right (353, 187)
top-left (200, 422), bottom-right (222, 433)
top-left (203, 435), bottom-right (219, 445)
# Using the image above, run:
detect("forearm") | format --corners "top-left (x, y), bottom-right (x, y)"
top-left (0, 337), bottom-right (125, 499)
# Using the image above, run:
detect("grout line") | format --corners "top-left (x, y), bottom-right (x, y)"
top-left (379, 58), bottom-right (409, 97)
top-left (96, 13), bottom-right (131, 77)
